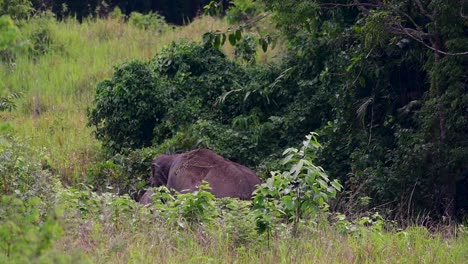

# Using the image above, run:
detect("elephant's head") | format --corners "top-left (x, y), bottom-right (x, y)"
top-left (149, 154), bottom-right (176, 187)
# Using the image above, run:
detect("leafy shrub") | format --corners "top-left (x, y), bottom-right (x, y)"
top-left (253, 132), bottom-right (342, 236)
top-left (0, 135), bottom-right (57, 207)
top-left (0, 15), bottom-right (19, 50)
top-left (108, 6), bottom-right (124, 21)
top-left (168, 182), bottom-right (217, 228)
top-left (0, 0), bottom-right (33, 21)
top-left (88, 60), bottom-right (166, 152)
top-left (88, 41), bottom-right (249, 153)
top-left (23, 12), bottom-right (59, 58)
top-left (128, 11), bottom-right (167, 33)
top-left (0, 196), bottom-right (65, 262)
top-left (216, 198), bottom-right (259, 246)
top-left (86, 147), bottom-right (162, 196)
top-left (0, 14), bottom-right (20, 62)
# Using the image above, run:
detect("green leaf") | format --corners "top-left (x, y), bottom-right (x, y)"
top-left (228, 33), bottom-right (237, 45)
top-left (281, 154), bottom-right (295, 165)
top-left (202, 32), bottom-right (212, 45)
top-left (259, 38), bottom-right (268, 52)
top-left (235, 29), bottom-right (242, 41)
top-left (331, 180), bottom-right (342, 191)
top-left (214, 34), bottom-right (220, 48)
top-left (220, 33), bottom-right (226, 45)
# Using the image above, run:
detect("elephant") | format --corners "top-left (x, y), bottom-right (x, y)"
top-left (139, 149), bottom-right (261, 204)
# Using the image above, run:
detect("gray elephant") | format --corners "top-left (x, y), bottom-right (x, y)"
top-left (139, 149), bottom-right (261, 204)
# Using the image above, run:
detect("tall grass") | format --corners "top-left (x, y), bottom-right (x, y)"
top-left (0, 16), bottom-right (280, 184)
top-left (54, 220), bottom-right (468, 263)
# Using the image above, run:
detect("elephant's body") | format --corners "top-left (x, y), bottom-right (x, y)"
top-left (140, 149), bottom-right (261, 204)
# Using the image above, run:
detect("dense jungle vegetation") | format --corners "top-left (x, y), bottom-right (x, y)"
top-left (1, 0), bottom-right (467, 262)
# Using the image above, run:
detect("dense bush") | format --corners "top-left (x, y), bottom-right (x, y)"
top-left (260, 0), bottom-right (468, 220)
top-left (88, 60), bottom-right (165, 152)
top-left (0, 14), bottom-right (20, 62)
top-left (88, 41), bottom-right (277, 158)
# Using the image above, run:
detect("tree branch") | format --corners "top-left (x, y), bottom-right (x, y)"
top-left (399, 25), bottom-right (468, 56)
top-left (461, 0), bottom-right (467, 18)
top-left (414, 0), bottom-right (434, 19)
top-left (320, 1), bottom-right (468, 56)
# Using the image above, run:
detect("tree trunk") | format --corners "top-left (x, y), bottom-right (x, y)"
top-left (430, 31), bottom-right (456, 218)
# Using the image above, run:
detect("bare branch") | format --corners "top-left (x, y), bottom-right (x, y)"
top-left (319, 2), bottom-right (379, 8)
top-left (461, 0), bottom-right (467, 18)
top-left (414, 0), bottom-right (434, 19)
top-left (399, 25), bottom-right (468, 56)
top-left (320, 1), bottom-right (468, 56)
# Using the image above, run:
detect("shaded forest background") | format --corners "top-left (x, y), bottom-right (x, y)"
top-left (31, 0), bottom-right (224, 24)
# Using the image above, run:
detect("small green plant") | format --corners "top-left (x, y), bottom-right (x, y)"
top-left (0, 15), bottom-right (19, 50)
top-left (253, 132), bottom-right (343, 236)
top-left (108, 6), bottom-right (124, 21)
top-left (334, 212), bottom-right (385, 234)
top-left (0, 91), bottom-right (21, 111)
top-left (24, 12), bottom-right (59, 58)
top-left (216, 198), bottom-right (259, 246)
top-left (168, 182), bottom-right (217, 229)
top-left (128, 11), bottom-right (167, 33)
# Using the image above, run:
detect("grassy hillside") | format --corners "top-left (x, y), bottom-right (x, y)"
top-left (0, 16), bottom-right (279, 184)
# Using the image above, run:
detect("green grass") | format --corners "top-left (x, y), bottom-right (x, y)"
top-left (53, 219), bottom-right (468, 263)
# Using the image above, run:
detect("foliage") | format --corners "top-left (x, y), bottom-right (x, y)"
top-left (108, 6), bottom-right (124, 21)
top-left (27, 0), bottom-right (213, 25)
top-left (0, 135), bottom-right (57, 207)
top-left (22, 11), bottom-right (61, 58)
top-left (253, 132), bottom-right (342, 236)
top-left (0, 14), bottom-right (20, 62)
top-left (259, 0), bottom-right (468, 220)
top-left (0, 15), bottom-right (19, 50)
top-left (128, 11), bottom-right (167, 33)
top-left (168, 182), bottom-right (217, 228)
top-left (216, 198), bottom-right (259, 246)
top-left (87, 60), bottom-right (165, 152)
top-left (86, 147), bottom-right (162, 196)
top-left (225, 0), bottom-right (264, 24)
top-left (0, 0), bottom-right (34, 21)
top-left (0, 91), bottom-right (21, 111)
top-left (234, 33), bottom-right (257, 63)
top-left (0, 196), bottom-right (66, 262)
top-left (88, 41), bottom-right (273, 158)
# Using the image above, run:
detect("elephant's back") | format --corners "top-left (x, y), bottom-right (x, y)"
top-left (167, 149), bottom-right (261, 199)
